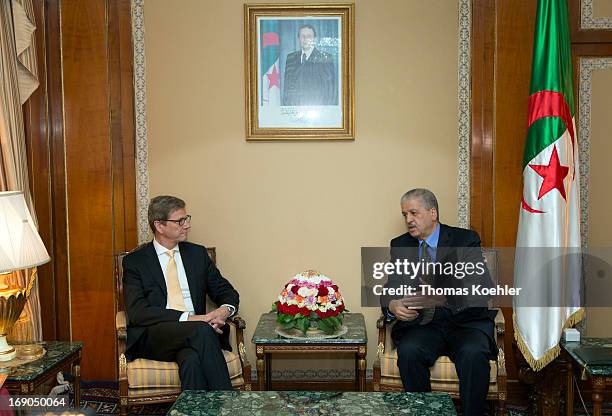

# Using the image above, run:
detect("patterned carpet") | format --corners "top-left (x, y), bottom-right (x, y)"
top-left (66, 382), bottom-right (609, 415)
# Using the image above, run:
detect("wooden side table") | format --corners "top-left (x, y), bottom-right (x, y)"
top-left (562, 338), bottom-right (612, 416)
top-left (3, 341), bottom-right (83, 407)
top-left (252, 312), bottom-right (367, 391)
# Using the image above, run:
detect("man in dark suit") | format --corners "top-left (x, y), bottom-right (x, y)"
top-left (123, 195), bottom-right (239, 391)
top-left (382, 188), bottom-right (497, 416)
top-left (282, 24), bottom-right (337, 106)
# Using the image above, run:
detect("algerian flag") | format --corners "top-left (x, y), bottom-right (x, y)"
top-left (260, 20), bottom-right (280, 106)
top-left (513, 0), bottom-right (583, 371)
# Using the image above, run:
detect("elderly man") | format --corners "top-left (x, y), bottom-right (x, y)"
top-left (383, 188), bottom-right (497, 416)
top-left (123, 195), bottom-right (239, 391)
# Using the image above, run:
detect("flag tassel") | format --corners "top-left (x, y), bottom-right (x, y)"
top-left (512, 307), bottom-right (585, 371)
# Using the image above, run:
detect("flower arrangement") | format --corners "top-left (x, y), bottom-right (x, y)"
top-left (272, 270), bottom-right (346, 335)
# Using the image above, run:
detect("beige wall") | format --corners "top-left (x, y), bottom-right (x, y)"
top-left (585, 68), bottom-right (612, 337)
top-left (593, 0), bottom-right (612, 19)
top-left (144, 0), bottom-right (460, 373)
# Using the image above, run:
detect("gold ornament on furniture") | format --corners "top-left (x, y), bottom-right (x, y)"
top-left (0, 192), bottom-right (50, 361)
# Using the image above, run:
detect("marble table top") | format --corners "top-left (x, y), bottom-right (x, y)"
top-left (561, 337), bottom-right (612, 377)
top-left (252, 312), bottom-right (367, 345)
top-left (2, 341), bottom-right (83, 381)
top-left (167, 390), bottom-right (457, 416)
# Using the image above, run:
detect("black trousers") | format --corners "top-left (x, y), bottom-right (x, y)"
top-left (395, 309), bottom-right (492, 416)
top-left (128, 321), bottom-right (232, 391)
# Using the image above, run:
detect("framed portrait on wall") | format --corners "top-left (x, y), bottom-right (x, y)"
top-left (244, 3), bottom-right (354, 140)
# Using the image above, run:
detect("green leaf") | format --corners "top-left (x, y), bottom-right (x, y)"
top-left (329, 316), bottom-right (342, 330)
top-left (283, 320), bottom-right (296, 330)
top-left (317, 319), bottom-right (333, 334)
top-left (309, 312), bottom-right (319, 319)
top-left (271, 303), bottom-right (278, 312)
top-left (296, 318), bottom-right (309, 334)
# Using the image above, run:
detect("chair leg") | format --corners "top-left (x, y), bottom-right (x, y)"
top-left (120, 402), bottom-right (128, 416)
top-left (496, 398), bottom-right (507, 416)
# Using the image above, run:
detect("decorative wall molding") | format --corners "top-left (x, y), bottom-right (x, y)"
top-left (577, 57), bottom-right (612, 247)
top-left (132, 0), bottom-right (151, 244)
top-left (581, 0), bottom-right (612, 30)
top-left (457, 0), bottom-right (471, 228)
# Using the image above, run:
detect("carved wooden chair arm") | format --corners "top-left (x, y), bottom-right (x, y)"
top-left (494, 308), bottom-right (505, 334)
top-left (230, 315), bottom-right (246, 330)
top-left (116, 311), bottom-right (127, 341)
top-left (376, 314), bottom-right (387, 329)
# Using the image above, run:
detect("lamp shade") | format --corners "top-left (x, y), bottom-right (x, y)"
top-left (0, 191), bottom-right (50, 273)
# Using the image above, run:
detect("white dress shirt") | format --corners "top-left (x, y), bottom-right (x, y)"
top-left (301, 47), bottom-right (314, 63)
top-left (153, 239), bottom-right (235, 321)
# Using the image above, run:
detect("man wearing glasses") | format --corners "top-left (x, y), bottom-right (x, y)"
top-left (122, 195), bottom-right (239, 391)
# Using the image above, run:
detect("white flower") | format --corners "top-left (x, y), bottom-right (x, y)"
top-left (297, 286), bottom-right (310, 297)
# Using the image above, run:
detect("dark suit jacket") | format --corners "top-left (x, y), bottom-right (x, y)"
top-left (282, 47), bottom-right (337, 106)
top-left (123, 241), bottom-right (239, 358)
top-left (381, 224), bottom-right (497, 352)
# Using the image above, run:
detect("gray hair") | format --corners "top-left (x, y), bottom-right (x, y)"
top-left (148, 195), bottom-right (186, 233)
top-left (400, 188), bottom-right (439, 221)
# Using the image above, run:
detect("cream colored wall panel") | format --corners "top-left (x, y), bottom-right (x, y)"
top-left (585, 68), bottom-right (612, 337)
top-left (593, 0), bottom-right (612, 19)
top-left (142, 0), bottom-right (460, 375)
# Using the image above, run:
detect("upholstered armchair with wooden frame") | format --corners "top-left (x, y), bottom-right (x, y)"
top-left (372, 248), bottom-right (507, 415)
top-left (114, 247), bottom-right (252, 416)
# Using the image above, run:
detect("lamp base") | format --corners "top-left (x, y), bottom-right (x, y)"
top-left (0, 336), bottom-right (16, 361)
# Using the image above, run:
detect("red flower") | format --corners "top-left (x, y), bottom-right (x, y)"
top-left (290, 285), bottom-right (300, 294)
top-left (278, 302), bottom-right (310, 317)
top-left (317, 286), bottom-right (328, 296)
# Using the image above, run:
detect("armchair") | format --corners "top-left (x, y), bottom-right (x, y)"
top-left (372, 248), bottom-right (507, 415)
top-left (114, 247), bottom-right (252, 416)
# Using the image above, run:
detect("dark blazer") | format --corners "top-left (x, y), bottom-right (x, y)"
top-left (123, 241), bottom-right (239, 357)
top-left (382, 224), bottom-right (497, 351)
top-left (282, 47), bottom-right (337, 106)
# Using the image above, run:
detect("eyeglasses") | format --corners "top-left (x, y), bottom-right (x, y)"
top-left (160, 215), bottom-right (191, 226)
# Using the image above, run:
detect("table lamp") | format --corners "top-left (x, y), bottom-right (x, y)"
top-left (0, 191), bottom-right (50, 361)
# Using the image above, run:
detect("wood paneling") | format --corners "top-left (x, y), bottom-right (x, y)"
top-left (46, 0), bottom-right (72, 343)
top-left (23, 0), bottom-right (72, 342)
top-left (493, 1), bottom-right (536, 248)
top-left (23, 0), bottom-right (55, 340)
top-left (61, 0), bottom-right (115, 379)
top-left (25, 0), bottom-right (136, 379)
top-left (470, 0), bottom-right (496, 247)
top-left (494, 0), bottom-right (537, 385)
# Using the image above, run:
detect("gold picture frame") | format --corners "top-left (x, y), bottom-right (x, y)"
top-left (244, 3), bottom-right (354, 140)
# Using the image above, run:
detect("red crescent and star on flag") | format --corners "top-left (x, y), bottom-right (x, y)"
top-left (262, 32), bottom-right (281, 90)
top-left (521, 90), bottom-right (574, 214)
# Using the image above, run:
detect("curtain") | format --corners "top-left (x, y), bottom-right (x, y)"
top-left (0, 0), bottom-right (42, 342)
